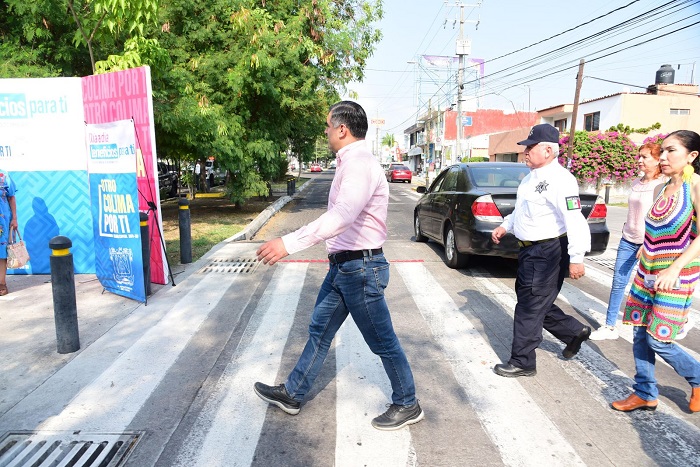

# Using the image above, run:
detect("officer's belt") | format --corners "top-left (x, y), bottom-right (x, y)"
top-left (517, 233), bottom-right (566, 248)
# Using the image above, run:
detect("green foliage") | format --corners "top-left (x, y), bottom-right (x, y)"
top-left (607, 122), bottom-right (662, 135)
top-left (558, 131), bottom-right (639, 187)
top-left (462, 156), bottom-right (488, 163)
top-left (95, 37), bottom-right (170, 76)
top-left (1, 0), bottom-right (384, 204)
top-left (381, 133), bottom-right (396, 148)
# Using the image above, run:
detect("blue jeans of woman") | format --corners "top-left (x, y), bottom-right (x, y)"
top-left (284, 254), bottom-right (416, 406)
top-left (632, 326), bottom-right (700, 401)
top-left (605, 237), bottom-right (641, 326)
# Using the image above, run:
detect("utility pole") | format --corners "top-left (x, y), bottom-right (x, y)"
top-left (455, 4), bottom-right (465, 163)
top-left (446, 2), bottom-right (480, 164)
top-left (567, 59), bottom-right (585, 163)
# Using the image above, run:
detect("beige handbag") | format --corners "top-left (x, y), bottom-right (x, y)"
top-left (6, 227), bottom-right (30, 269)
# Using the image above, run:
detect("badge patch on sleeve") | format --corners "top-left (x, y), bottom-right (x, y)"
top-left (565, 196), bottom-right (581, 210)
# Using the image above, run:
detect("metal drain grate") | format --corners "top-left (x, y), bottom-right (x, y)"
top-left (197, 257), bottom-right (261, 274)
top-left (0, 431), bottom-right (142, 467)
top-left (587, 256), bottom-right (617, 270)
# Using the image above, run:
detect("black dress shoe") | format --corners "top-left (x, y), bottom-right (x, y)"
top-left (493, 363), bottom-right (537, 377)
top-left (563, 325), bottom-right (591, 359)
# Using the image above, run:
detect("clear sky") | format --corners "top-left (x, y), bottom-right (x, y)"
top-left (342, 0), bottom-right (700, 146)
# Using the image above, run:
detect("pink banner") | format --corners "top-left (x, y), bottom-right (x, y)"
top-left (82, 67), bottom-right (168, 285)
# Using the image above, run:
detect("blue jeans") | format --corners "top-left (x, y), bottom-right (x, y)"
top-left (632, 326), bottom-right (700, 400)
top-left (284, 254), bottom-right (417, 406)
top-left (605, 237), bottom-right (641, 326)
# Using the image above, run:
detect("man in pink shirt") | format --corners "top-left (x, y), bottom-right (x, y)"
top-left (254, 101), bottom-right (423, 431)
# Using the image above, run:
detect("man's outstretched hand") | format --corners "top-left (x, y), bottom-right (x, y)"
top-left (256, 238), bottom-right (289, 265)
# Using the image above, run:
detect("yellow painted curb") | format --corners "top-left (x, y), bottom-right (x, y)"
top-left (195, 192), bottom-right (226, 198)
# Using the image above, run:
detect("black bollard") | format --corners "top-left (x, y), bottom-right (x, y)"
top-left (287, 179), bottom-right (292, 196)
top-left (49, 236), bottom-right (80, 354)
top-left (179, 198), bottom-right (192, 264)
top-left (140, 212), bottom-right (152, 296)
top-left (292, 178), bottom-right (296, 195)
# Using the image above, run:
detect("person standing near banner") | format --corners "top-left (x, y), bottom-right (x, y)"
top-left (0, 168), bottom-right (18, 296)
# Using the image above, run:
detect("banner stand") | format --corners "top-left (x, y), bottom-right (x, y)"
top-left (133, 119), bottom-right (177, 288)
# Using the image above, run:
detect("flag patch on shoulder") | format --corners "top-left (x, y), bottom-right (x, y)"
top-left (565, 196), bottom-right (581, 210)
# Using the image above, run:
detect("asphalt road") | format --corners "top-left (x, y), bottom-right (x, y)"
top-left (3, 170), bottom-right (698, 467)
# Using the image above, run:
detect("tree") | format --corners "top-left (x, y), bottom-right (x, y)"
top-left (381, 133), bottom-right (395, 148)
top-left (558, 131), bottom-right (639, 191)
top-left (0, 0), bottom-right (384, 206)
top-left (152, 0), bottom-right (383, 204)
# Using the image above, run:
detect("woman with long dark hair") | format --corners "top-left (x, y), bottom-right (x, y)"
top-left (590, 142), bottom-right (666, 340)
top-left (612, 130), bottom-right (700, 413)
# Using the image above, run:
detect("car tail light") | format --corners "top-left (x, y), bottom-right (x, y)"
top-left (472, 195), bottom-right (504, 222)
top-left (587, 196), bottom-right (607, 223)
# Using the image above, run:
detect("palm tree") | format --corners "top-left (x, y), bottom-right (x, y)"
top-left (381, 133), bottom-right (396, 148)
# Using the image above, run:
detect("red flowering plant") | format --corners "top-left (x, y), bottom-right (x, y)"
top-left (558, 131), bottom-right (639, 191)
top-left (642, 133), bottom-right (668, 145)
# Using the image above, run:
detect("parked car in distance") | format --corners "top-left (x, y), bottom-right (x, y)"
top-left (310, 163), bottom-right (323, 172)
top-left (386, 164), bottom-right (412, 183)
top-left (158, 162), bottom-right (179, 199)
top-left (413, 162), bottom-right (610, 268)
top-left (205, 160), bottom-right (227, 186)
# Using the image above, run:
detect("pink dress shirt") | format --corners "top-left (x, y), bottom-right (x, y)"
top-left (281, 140), bottom-right (388, 255)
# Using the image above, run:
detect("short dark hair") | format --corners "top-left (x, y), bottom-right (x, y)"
top-left (329, 101), bottom-right (368, 138)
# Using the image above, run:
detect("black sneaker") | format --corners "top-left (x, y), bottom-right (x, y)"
top-left (563, 326), bottom-right (592, 359)
top-left (371, 402), bottom-right (424, 431)
top-left (254, 382), bottom-right (301, 415)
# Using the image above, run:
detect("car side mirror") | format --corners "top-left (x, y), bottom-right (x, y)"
top-left (417, 186), bottom-right (427, 194)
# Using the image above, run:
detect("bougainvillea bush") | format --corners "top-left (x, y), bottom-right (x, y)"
top-left (642, 133), bottom-right (668, 145)
top-left (558, 131), bottom-right (639, 187)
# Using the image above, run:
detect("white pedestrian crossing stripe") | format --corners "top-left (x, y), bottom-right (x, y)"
top-left (3, 257), bottom-right (700, 467)
top-left (335, 319), bottom-right (416, 467)
top-left (397, 263), bottom-right (586, 466)
top-left (173, 263), bottom-right (307, 466)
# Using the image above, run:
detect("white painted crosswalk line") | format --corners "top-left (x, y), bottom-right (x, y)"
top-left (38, 272), bottom-right (240, 432)
top-left (396, 262), bottom-right (586, 466)
top-left (335, 319), bottom-right (416, 467)
top-left (173, 263), bottom-right (307, 467)
top-left (470, 267), bottom-right (700, 462)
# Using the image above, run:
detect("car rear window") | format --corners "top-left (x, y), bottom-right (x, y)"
top-left (393, 165), bottom-right (409, 171)
top-left (470, 166), bottom-right (530, 188)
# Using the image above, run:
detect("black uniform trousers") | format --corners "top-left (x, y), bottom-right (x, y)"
top-left (509, 235), bottom-right (586, 370)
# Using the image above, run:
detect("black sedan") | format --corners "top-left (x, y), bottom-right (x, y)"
top-left (413, 162), bottom-right (610, 268)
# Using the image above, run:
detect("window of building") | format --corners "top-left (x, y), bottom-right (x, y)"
top-left (670, 108), bottom-right (690, 115)
top-left (554, 118), bottom-right (567, 132)
top-left (584, 112), bottom-right (600, 131)
top-left (497, 153), bottom-right (518, 162)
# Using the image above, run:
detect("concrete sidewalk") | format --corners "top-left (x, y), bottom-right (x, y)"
top-left (0, 180), bottom-right (311, 419)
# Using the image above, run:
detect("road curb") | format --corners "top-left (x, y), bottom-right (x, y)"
top-left (224, 177), bottom-right (314, 243)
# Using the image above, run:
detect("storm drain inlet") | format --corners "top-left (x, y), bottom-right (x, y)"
top-left (197, 257), bottom-right (260, 274)
top-left (587, 255), bottom-right (616, 270)
top-left (0, 431), bottom-right (142, 467)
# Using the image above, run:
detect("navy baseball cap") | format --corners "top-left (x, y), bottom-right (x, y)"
top-left (517, 124), bottom-right (560, 145)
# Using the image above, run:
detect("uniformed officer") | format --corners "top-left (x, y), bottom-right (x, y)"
top-left (491, 123), bottom-right (592, 377)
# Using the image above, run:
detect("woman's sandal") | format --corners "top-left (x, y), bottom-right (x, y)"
top-left (0, 284), bottom-right (8, 296)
